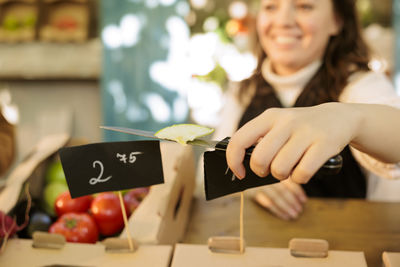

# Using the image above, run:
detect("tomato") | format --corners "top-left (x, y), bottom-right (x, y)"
top-left (90, 192), bottom-right (127, 236)
top-left (55, 191), bottom-right (93, 217)
top-left (49, 213), bottom-right (98, 243)
top-left (123, 191), bottom-right (140, 216)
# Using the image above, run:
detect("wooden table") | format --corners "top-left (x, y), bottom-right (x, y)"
top-left (183, 195), bottom-right (400, 267)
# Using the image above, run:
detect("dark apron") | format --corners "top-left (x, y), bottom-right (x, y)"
top-left (237, 79), bottom-right (366, 198)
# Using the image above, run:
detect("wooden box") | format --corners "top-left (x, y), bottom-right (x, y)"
top-left (383, 251), bottom-right (400, 267)
top-left (0, 238), bottom-right (172, 267)
top-left (171, 244), bottom-right (368, 267)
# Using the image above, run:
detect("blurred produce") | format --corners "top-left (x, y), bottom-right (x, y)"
top-left (5, 159), bottom-right (151, 242)
top-left (0, 211), bottom-right (18, 238)
top-left (55, 191), bottom-right (93, 217)
top-left (45, 161), bottom-right (67, 185)
top-left (49, 212), bottom-right (98, 244)
top-left (42, 182), bottom-right (68, 216)
top-left (26, 211), bottom-right (52, 237)
top-left (90, 192), bottom-right (127, 236)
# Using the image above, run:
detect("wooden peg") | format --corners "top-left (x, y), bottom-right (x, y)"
top-left (207, 236), bottom-right (246, 254)
top-left (289, 238), bottom-right (329, 258)
top-left (103, 237), bottom-right (138, 253)
top-left (32, 231), bottom-right (65, 250)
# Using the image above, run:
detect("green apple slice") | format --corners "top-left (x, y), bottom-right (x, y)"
top-left (155, 124), bottom-right (214, 145)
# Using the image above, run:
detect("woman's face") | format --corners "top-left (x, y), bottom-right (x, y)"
top-left (257, 0), bottom-right (342, 75)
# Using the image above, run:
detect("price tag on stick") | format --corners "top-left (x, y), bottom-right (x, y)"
top-left (59, 140), bottom-right (164, 252)
top-left (59, 140), bottom-right (164, 198)
top-left (204, 150), bottom-right (280, 200)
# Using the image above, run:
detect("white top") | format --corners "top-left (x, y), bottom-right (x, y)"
top-left (213, 59), bottom-right (400, 201)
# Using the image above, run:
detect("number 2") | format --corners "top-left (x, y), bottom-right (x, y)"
top-left (89, 160), bottom-right (112, 185)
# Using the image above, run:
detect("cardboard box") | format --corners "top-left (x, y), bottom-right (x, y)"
top-left (120, 142), bottom-right (196, 244)
top-left (170, 244), bottom-right (368, 267)
top-left (0, 238), bottom-right (172, 267)
top-left (0, 133), bottom-right (70, 214)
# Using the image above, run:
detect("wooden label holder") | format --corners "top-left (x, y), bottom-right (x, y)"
top-left (207, 236), bottom-right (329, 258)
top-left (32, 231), bottom-right (139, 253)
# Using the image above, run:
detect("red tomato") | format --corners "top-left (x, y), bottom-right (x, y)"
top-left (123, 191), bottom-right (140, 216)
top-left (55, 191), bottom-right (93, 217)
top-left (49, 213), bottom-right (98, 243)
top-left (90, 192), bottom-right (127, 236)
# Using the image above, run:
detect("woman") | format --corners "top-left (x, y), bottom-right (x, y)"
top-left (217, 0), bottom-right (400, 220)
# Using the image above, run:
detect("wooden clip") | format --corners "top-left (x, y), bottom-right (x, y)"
top-left (32, 231), bottom-right (66, 250)
top-left (289, 238), bottom-right (329, 258)
top-left (208, 236), bottom-right (246, 254)
top-left (103, 238), bottom-right (138, 253)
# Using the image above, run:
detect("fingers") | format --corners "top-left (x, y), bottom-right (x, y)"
top-left (253, 182), bottom-right (307, 220)
top-left (226, 111), bottom-right (275, 179)
top-left (269, 134), bottom-right (311, 180)
top-left (249, 125), bottom-right (291, 178)
top-left (291, 142), bottom-right (341, 184)
top-left (283, 178), bottom-right (308, 204)
top-left (254, 190), bottom-right (292, 221)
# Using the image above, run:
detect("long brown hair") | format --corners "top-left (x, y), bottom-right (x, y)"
top-left (239, 0), bottom-right (370, 105)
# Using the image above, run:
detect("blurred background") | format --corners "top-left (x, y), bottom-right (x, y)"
top-left (0, 0), bottom-right (397, 163)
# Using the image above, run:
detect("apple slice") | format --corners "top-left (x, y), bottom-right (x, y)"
top-left (155, 124), bottom-right (214, 145)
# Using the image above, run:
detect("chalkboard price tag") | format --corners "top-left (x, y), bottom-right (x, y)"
top-left (59, 140), bottom-right (164, 198)
top-left (204, 150), bottom-right (280, 200)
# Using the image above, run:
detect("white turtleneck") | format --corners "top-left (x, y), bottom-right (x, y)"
top-left (261, 59), bottom-right (322, 107)
top-left (213, 59), bottom-right (400, 201)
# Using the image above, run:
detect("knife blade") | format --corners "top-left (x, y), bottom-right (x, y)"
top-left (100, 126), bottom-right (343, 173)
top-left (100, 126), bottom-right (223, 150)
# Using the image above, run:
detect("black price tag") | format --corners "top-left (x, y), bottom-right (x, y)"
top-left (204, 150), bottom-right (280, 200)
top-left (59, 140), bottom-right (164, 198)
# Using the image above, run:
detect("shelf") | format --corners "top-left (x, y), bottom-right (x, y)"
top-left (0, 38), bottom-right (101, 80)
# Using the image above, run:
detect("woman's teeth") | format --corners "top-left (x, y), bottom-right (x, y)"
top-left (275, 36), bottom-right (298, 45)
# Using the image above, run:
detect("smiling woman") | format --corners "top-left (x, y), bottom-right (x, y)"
top-left (257, 0), bottom-right (342, 75)
top-left (212, 0), bottom-right (400, 221)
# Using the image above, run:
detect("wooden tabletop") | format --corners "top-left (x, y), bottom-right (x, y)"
top-left (183, 195), bottom-right (400, 267)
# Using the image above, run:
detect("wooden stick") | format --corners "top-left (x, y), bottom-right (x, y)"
top-left (239, 191), bottom-right (244, 253)
top-left (118, 191), bottom-right (134, 251)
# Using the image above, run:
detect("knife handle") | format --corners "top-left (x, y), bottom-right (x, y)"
top-left (216, 137), bottom-right (342, 175)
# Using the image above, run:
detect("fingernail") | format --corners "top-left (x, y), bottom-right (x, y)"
top-left (294, 205), bottom-right (302, 213)
top-left (237, 169), bottom-right (245, 179)
top-left (288, 208), bottom-right (298, 219)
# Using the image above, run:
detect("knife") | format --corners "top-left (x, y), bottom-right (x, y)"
top-left (100, 126), bottom-right (343, 174)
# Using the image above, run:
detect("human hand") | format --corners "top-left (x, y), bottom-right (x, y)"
top-left (252, 179), bottom-right (307, 220)
top-left (226, 102), bottom-right (362, 183)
